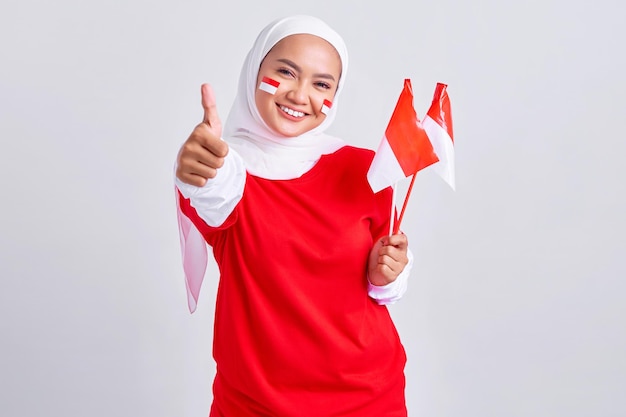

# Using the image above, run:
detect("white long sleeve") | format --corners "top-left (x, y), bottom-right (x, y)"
top-left (367, 248), bottom-right (413, 305)
top-left (175, 148), bottom-right (246, 227)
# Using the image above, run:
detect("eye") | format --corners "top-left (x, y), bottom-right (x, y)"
top-left (277, 68), bottom-right (295, 78)
top-left (315, 81), bottom-right (332, 90)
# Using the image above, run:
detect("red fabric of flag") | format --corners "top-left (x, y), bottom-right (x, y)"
top-left (368, 79), bottom-right (439, 193)
top-left (427, 83), bottom-right (454, 142)
top-left (423, 82), bottom-right (455, 190)
top-left (386, 79), bottom-right (439, 176)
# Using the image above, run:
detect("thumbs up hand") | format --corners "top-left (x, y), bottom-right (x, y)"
top-left (176, 84), bottom-right (229, 187)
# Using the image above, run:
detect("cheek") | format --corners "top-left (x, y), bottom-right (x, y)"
top-left (255, 90), bottom-right (270, 114)
top-left (254, 90), bottom-right (275, 126)
top-left (320, 98), bottom-right (333, 115)
top-left (314, 92), bottom-right (335, 113)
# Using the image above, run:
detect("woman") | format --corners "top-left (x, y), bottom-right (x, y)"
top-left (175, 15), bottom-right (413, 417)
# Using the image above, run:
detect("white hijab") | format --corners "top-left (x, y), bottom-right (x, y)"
top-left (223, 15), bottom-right (349, 180)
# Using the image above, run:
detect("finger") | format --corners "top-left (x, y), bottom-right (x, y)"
top-left (176, 171), bottom-right (208, 187)
top-left (180, 134), bottom-right (227, 166)
top-left (200, 83), bottom-right (221, 130)
top-left (378, 245), bottom-right (408, 264)
top-left (197, 152), bottom-right (225, 171)
top-left (179, 149), bottom-right (222, 177)
top-left (372, 263), bottom-right (397, 281)
top-left (193, 123), bottom-right (229, 158)
top-left (378, 254), bottom-right (402, 274)
top-left (386, 234), bottom-right (408, 249)
top-left (378, 245), bottom-right (409, 265)
top-left (183, 159), bottom-right (219, 179)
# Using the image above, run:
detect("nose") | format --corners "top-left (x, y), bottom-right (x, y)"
top-left (285, 81), bottom-right (308, 105)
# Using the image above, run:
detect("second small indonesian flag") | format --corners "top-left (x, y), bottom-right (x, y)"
top-left (423, 83), bottom-right (455, 190)
top-left (367, 79), bottom-right (439, 193)
top-left (321, 99), bottom-right (332, 115)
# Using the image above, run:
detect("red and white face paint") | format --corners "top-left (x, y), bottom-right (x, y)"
top-left (259, 76), bottom-right (280, 94)
top-left (321, 99), bottom-right (332, 115)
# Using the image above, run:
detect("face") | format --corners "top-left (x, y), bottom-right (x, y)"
top-left (255, 34), bottom-right (342, 138)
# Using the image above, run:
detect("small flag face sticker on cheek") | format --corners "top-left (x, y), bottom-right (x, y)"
top-left (259, 76), bottom-right (280, 94)
top-left (321, 99), bottom-right (332, 115)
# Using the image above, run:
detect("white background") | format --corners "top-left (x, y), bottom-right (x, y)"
top-left (1, 0), bottom-right (625, 416)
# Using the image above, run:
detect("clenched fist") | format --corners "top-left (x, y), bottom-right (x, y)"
top-left (176, 84), bottom-right (229, 187)
top-left (368, 234), bottom-right (409, 286)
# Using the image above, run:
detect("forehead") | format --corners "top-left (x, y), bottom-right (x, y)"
top-left (264, 34), bottom-right (342, 73)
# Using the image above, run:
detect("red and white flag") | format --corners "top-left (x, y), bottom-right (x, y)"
top-left (423, 83), bottom-right (455, 190)
top-left (367, 79), bottom-right (439, 193)
top-left (259, 76), bottom-right (280, 94)
top-left (321, 99), bottom-right (332, 115)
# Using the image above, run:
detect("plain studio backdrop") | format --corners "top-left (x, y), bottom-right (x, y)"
top-left (1, 0), bottom-right (624, 416)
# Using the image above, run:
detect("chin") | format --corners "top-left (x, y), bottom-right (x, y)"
top-left (270, 123), bottom-right (306, 138)
top-left (275, 129), bottom-right (301, 138)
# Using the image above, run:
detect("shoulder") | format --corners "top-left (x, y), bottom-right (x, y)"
top-left (329, 145), bottom-right (375, 168)
top-left (317, 145), bottom-right (377, 192)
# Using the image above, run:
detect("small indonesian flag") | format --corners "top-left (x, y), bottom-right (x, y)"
top-left (367, 79), bottom-right (439, 193)
top-left (259, 76), bottom-right (280, 94)
top-left (423, 83), bottom-right (455, 190)
top-left (321, 99), bottom-right (332, 115)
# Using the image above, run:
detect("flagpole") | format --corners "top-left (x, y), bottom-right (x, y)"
top-left (394, 174), bottom-right (417, 234)
top-left (389, 182), bottom-right (397, 236)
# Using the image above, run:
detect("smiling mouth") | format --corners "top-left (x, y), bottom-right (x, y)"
top-left (279, 105), bottom-right (306, 118)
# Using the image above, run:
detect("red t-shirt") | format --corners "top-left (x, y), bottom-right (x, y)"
top-left (179, 146), bottom-right (407, 417)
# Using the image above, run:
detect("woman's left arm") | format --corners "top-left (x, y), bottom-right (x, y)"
top-left (367, 234), bottom-right (414, 305)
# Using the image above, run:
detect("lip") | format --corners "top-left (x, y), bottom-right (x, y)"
top-left (276, 103), bottom-right (308, 121)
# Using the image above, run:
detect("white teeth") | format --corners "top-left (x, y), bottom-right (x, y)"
top-left (280, 105), bottom-right (305, 118)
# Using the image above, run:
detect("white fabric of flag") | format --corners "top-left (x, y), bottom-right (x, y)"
top-left (367, 79), bottom-right (438, 193)
top-left (423, 83), bottom-right (455, 190)
top-left (259, 76), bottom-right (279, 94)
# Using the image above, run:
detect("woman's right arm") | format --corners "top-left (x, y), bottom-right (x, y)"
top-left (175, 84), bottom-right (245, 227)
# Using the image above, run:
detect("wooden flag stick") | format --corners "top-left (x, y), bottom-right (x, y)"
top-left (393, 173), bottom-right (417, 234)
top-left (389, 182), bottom-right (397, 236)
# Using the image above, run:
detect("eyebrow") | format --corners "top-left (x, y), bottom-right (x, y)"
top-left (277, 58), bottom-right (337, 82)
